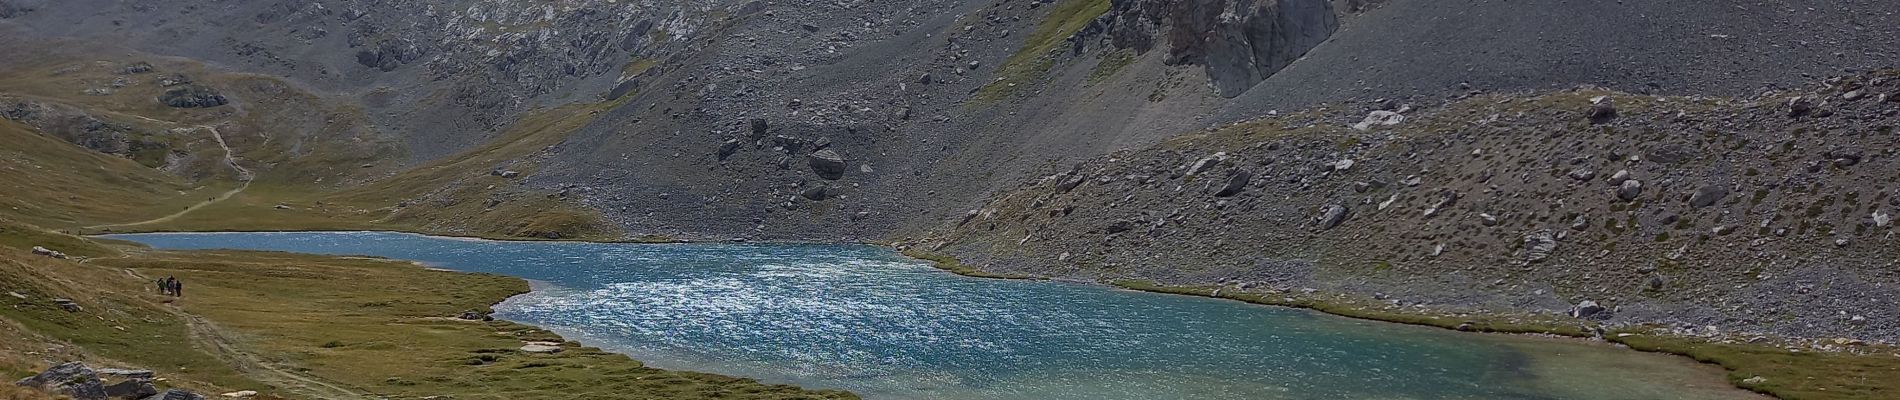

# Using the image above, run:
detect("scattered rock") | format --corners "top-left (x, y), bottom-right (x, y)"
top-left (219, 391), bottom-right (257, 398)
top-left (1741, 376), bottom-right (1767, 385)
top-left (807, 150), bottom-right (847, 180)
top-left (1332, 159), bottom-right (1355, 172)
top-left (1479, 213), bottom-right (1500, 227)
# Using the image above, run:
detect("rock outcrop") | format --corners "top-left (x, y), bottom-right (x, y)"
top-left (157, 86), bottom-right (228, 108)
top-left (1103, 0), bottom-right (1345, 97)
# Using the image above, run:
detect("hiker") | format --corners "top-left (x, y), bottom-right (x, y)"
top-left (155, 278), bottom-right (166, 294)
top-left (173, 280), bottom-right (183, 297)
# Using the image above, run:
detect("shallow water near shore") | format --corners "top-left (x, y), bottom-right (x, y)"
top-left (109, 231), bottom-right (1763, 400)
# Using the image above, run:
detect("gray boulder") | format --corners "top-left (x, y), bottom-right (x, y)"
top-left (103, 379), bottom-right (158, 399)
top-left (1055, 173), bottom-right (1086, 193)
top-left (157, 85), bottom-right (228, 108)
top-left (1522, 231), bottom-right (1557, 262)
top-left (16, 361), bottom-right (108, 400)
top-left (95, 369), bottom-right (154, 380)
top-left (1615, 179), bottom-right (1643, 202)
top-left (807, 150), bottom-right (847, 180)
top-left (1606, 169), bottom-right (1632, 185)
top-left (1688, 185), bottom-right (1727, 207)
top-left (1587, 95), bottom-right (1616, 122)
top-left (1570, 300), bottom-right (1608, 320)
top-left (31, 246), bottom-right (67, 259)
top-left (1317, 205), bottom-right (1350, 230)
top-left (1187, 153), bottom-right (1227, 175)
top-left (717, 139), bottom-right (741, 160)
top-left (800, 185), bottom-right (829, 201)
top-left (1567, 168), bottom-right (1596, 181)
top-left (1213, 170), bottom-right (1252, 197)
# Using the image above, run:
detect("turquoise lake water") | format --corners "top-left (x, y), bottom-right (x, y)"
top-left (107, 232), bottom-right (1760, 400)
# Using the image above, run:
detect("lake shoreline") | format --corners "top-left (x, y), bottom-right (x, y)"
top-left (894, 249), bottom-right (1900, 400)
top-left (97, 230), bottom-right (1895, 400)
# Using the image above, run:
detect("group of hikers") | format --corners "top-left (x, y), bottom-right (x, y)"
top-left (155, 276), bottom-right (184, 297)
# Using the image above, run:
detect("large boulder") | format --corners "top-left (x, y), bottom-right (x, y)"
top-left (1213, 170), bottom-right (1252, 197)
top-left (1570, 300), bottom-right (1608, 320)
top-left (807, 150), bottom-right (847, 180)
top-left (1615, 179), bottom-right (1643, 202)
top-left (1688, 185), bottom-right (1728, 208)
top-left (1317, 205), bottom-right (1350, 230)
top-left (31, 246), bottom-right (67, 259)
top-left (1522, 231), bottom-right (1557, 262)
top-left (103, 379), bottom-right (158, 399)
top-left (1586, 95), bottom-right (1616, 122)
top-left (16, 362), bottom-right (107, 400)
top-left (800, 185), bottom-right (830, 201)
top-left (157, 86), bottom-right (228, 108)
top-left (1351, 110), bottom-right (1404, 130)
top-left (717, 139), bottom-right (742, 161)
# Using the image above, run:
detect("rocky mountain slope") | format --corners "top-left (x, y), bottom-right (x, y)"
top-left (922, 73), bottom-right (1900, 345)
top-left (5, 0), bottom-right (1896, 243)
top-left (2, 0), bottom-right (1900, 398)
top-left (1, 0), bottom-right (1897, 358)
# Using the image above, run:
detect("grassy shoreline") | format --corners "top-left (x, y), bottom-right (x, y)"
top-left (896, 249), bottom-right (1900, 400)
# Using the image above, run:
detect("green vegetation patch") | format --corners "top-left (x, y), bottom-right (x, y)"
top-left (1612, 333), bottom-right (1900, 400)
top-left (971, 0), bottom-right (1112, 102)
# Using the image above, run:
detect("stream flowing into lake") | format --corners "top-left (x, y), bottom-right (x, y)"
top-left (108, 232), bottom-right (1760, 400)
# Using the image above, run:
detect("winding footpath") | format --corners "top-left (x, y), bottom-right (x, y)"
top-left (87, 125), bottom-right (252, 230)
